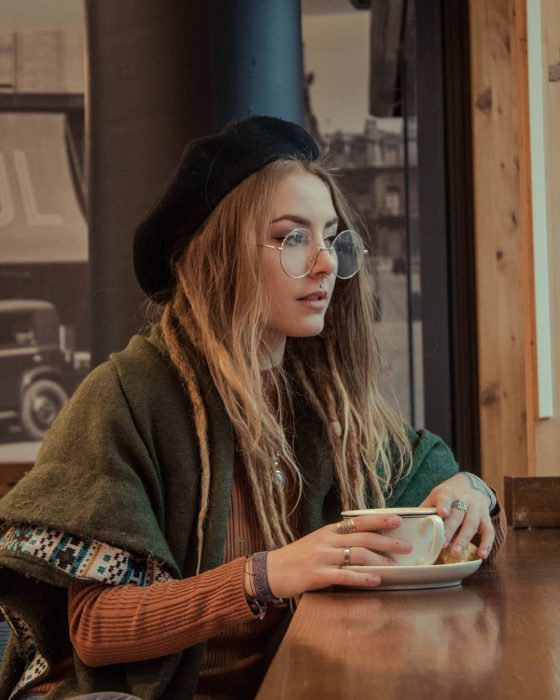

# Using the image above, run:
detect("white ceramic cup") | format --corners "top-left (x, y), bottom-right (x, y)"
top-left (341, 507), bottom-right (445, 566)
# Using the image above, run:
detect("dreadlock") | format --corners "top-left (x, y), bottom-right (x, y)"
top-left (158, 157), bottom-right (412, 569)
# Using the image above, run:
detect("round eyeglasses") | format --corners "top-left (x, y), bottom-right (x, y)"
top-left (260, 228), bottom-right (368, 279)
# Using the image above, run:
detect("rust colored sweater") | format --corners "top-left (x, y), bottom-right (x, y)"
top-left (65, 461), bottom-right (289, 699)
top-left (30, 501), bottom-right (507, 697)
top-left (64, 496), bottom-right (507, 694)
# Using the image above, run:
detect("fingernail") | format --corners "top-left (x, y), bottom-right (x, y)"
top-left (366, 576), bottom-right (381, 585)
top-left (387, 516), bottom-right (400, 526)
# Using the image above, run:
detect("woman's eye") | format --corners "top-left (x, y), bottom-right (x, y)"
top-left (324, 233), bottom-right (338, 248)
top-left (283, 230), bottom-right (308, 246)
top-left (271, 231), bottom-right (290, 242)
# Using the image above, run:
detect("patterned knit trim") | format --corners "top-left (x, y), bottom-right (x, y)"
top-left (0, 523), bottom-right (173, 698)
top-left (0, 524), bottom-right (172, 585)
top-left (1, 610), bottom-right (48, 700)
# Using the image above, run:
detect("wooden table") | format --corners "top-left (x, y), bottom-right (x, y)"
top-left (257, 529), bottom-right (560, 699)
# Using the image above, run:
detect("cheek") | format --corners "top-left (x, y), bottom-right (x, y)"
top-left (262, 259), bottom-right (292, 304)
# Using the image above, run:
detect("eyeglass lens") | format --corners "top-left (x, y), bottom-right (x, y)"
top-left (280, 229), bottom-right (365, 279)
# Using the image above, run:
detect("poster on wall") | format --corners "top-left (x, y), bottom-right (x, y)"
top-left (0, 111), bottom-right (90, 464)
top-left (0, 23), bottom-right (89, 466)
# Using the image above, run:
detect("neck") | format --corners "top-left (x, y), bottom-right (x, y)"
top-left (259, 333), bottom-right (286, 369)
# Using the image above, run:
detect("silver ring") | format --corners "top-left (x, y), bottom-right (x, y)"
top-left (336, 518), bottom-right (357, 535)
top-left (343, 547), bottom-right (351, 567)
top-left (451, 499), bottom-right (468, 512)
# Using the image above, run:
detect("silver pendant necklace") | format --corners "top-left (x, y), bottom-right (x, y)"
top-left (273, 451), bottom-right (286, 490)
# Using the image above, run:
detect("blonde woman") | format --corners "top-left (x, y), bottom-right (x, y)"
top-left (0, 116), bottom-right (506, 700)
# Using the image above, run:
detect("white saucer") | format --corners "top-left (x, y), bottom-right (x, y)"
top-left (345, 559), bottom-right (483, 590)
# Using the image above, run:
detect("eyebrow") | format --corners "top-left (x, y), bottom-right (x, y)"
top-left (270, 215), bottom-right (339, 228)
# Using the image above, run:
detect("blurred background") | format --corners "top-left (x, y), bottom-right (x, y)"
top-left (0, 0), bottom-right (558, 503)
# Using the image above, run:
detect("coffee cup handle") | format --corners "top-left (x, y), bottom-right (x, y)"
top-left (425, 515), bottom-right (445, 562)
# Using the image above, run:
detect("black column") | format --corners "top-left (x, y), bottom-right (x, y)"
top-left (415, 0), bottom-right (453, 446)
top-left (211, 1), bottom-right (303, 127)
top-left (85, 0), bottom-right (303, 366)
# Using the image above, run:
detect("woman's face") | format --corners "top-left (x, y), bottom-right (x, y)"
top-left (260, 169), bottom-right (338, 364)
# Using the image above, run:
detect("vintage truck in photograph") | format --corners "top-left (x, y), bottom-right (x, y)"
top-left (0, 299), bottom-right (89, 440)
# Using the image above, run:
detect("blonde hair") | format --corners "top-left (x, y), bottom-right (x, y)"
top-left (159, 157), bottom-right (412, 570)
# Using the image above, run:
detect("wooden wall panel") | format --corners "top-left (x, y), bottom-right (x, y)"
top-left (0, 464), bottom-right (30, 498)
top-left (534, 0), bottom-right (560, 475)
top-left (469, 0), bottom-right (536, 497)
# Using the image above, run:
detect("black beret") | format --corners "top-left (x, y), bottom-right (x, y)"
top-left (133, 115), bottom-right (321, 297)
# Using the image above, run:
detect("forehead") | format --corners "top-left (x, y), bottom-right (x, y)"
top-left (270, 170), bottom-right (337, 221)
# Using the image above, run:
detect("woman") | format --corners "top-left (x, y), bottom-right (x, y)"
top-left (0, 116), bottom-right (506, 699)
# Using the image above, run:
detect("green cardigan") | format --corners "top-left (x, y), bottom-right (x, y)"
top-left (0, 332), bottom-right (459, 699)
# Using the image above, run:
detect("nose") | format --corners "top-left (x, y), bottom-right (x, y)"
top-left (309, 245), bottom-right (337, 277)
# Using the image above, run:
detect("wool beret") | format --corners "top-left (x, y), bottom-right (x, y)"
top-left (133, 115), bottom-right (321, 297)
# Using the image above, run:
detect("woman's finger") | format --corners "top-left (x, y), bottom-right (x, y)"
top-left (329, 567), bottom-right (382, 589)
top-left (442, 505), bottom-right (466, 546)
top-left (450, 507), bottom-right (481, 558)
top-left (332, 531), bottom-right (413, 557)
top-left (421, 487), bottom-right (454, 518)
top-left (334, 514), bottom-right (402, 534)
top-left (338, 545), bottom-right (397, 567)
top-left (476, 516), bottom-right (496, 559)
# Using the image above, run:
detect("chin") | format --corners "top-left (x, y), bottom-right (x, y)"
top-left (284, 319), bottom-right (326, 338)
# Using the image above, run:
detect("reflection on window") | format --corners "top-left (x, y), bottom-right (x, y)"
top-left (384, 143), bottom-right (399, 165)
top-left (384, 186), bottom-right (401, 216)
top-left (302, 0), bottom-right (423, 426)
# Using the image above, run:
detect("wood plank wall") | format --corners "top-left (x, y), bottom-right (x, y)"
top-left (469, 0), bottom-right (537, 497)
top-left (535, 0), bottom-right (560, 475)
top-left (470, 0), bottom-right (560, 493)
top-left (0, 464), bottom-right (31, 498)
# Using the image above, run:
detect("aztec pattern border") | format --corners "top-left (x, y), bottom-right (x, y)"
top-left (0, 523), bottom-right (173, 698)
top-left (2, 609), bottom-right (49, 700)
top-left (0, 524), bottom-right (172, 585)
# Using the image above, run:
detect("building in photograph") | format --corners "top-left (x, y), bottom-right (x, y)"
top-left (325, 116), bottom-right (418, 263)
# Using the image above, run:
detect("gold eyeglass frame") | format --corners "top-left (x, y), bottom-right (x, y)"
top-left (259, 228), bottom-right (368, 279)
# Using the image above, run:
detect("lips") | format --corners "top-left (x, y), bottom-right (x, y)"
top-left (297, 290), bottom-right (328, 301)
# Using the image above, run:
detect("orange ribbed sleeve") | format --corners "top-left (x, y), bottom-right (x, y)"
top-left (68, 556), bottom-right (256, 667)
top-left (487, 500), bottom-right (507, 563)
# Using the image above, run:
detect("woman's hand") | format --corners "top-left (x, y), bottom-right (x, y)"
top-left (419, 473), bottom-right (495, 560)
top-left (262, 515), bottom-right (412, 599)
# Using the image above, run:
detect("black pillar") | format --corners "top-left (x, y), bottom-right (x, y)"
top-left (85, 0), bottom-right (303, 366)
top-left (210, 1), bottom-right (304, 127)
top-left (415, 0), bottom-right (453, 446)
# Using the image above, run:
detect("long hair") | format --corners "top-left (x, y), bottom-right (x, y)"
top-left (159, 157), bottom-right (412, 570)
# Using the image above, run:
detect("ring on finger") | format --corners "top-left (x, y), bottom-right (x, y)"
top-left (451, 499), bottom-right (468, 512)
top-left (336, 518), bottom-right (357, 535)
top-left (342, 547), bottom-right (351, 567)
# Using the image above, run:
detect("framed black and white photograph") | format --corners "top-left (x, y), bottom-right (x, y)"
top-left (0, 6), bottom-right (89, 473)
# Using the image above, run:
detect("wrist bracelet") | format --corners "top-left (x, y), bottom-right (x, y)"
top-left (244, 555), bottom-right (267, 619)
top-left (251, 551), bottom-right (276, 602)
top-left (245, 552), bottom-right (287, 619)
